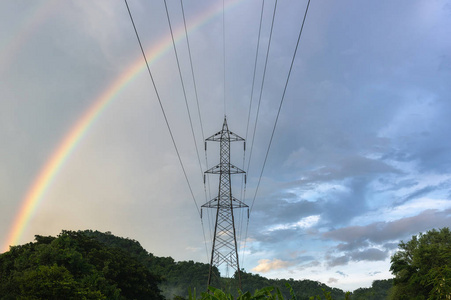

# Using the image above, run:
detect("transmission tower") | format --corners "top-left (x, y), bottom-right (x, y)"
top-left (202, 116), bottom-right (248, 289)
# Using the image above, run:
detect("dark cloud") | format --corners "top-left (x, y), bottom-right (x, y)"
top-left (336, 240), bottom-right (369, 252)
top-left (383, 242), bottom-right (399, 251)
top-left (326, 248), bottom-right (388, 267)
top-left (323, 209), bottom-right (451, 246)
top-left (326, 255), bottom-right (350, 267)
top-left (395, 185), bottom-right (441, 206)
top-left (251, 227), bottom-right (308, 247)
top-left (318, 177), bottom-right (371, 226)
top-left (322, 209), bottom-right (451, 267)
top-left (336, 271), bottom-right (347, 277)
top-left (267, 156), bottom-right (402, 229)
top-left (297, 260), bottom-right (321, 271)
top-left (350, 248), bottom-right (388, 262)
top-left (252, 196), bottom-right (322, 225)
top-left (375, 178), bottom-right (418, 193)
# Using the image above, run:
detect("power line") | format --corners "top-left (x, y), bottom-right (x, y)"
top-left (239, 0), bottom-right (266, 261)
top-left (250, 0), bottom-right (311, 213)
top-left (244, 0), bottom-right (265, 144)
top-left (223, 0), bottom-right (226, 116)
top-left (179, 0), bottom-right (212, 204)
top-left (163, 0), bottom-right (206, 188)
top-left (179, 0), bottom-right (206, 145)
top-left (246, 0), bottom-right (278, 179)
top-left (178, 0), bottom-right (216, 262)
top-left (124, 0), bottom-right (200, 216)
top-left (164, 0), bottom-right (214, 263)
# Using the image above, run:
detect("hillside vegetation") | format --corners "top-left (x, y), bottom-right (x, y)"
top-left (0, 230), bottom-right (163, 299)
top-left (1, 228), bottom-right (448, 299)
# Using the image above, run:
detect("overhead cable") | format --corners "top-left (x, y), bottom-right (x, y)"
top-left (163, 0), bottom-right (206, 191)
top-left (124, 0), bottom-right (200, 216)
top-left (179, 0), bottom-right (212, 202)
top-left (164, 0), bottom-right (212, 262)
top-left (239, 0), bottom-right (266, 256)
top-left (246, 0), bottom-right (278, 176)
top-left (244, 0), bottom-right (265, 144)
top-left (250, 0), bottom-right (311, 213)
top-left (223, 0), bottom-right (227, 115)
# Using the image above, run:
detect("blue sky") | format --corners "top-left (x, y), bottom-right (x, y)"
top-left (1, 0), bottom-right (451, 291)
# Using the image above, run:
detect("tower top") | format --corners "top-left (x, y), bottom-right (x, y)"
top-left (222, 115), bottom-right (228, 131)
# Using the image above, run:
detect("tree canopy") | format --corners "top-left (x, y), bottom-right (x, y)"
top-left (389, 227), bottom-right (451, 299)
top-left (0, 229), bottom-right (401, 299)
top-left (352, 279), bottom-right (393, 300)
top-left (0, 230), bottom-right (163, 299)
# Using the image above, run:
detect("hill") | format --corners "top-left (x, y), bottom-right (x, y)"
top-left (0, 230), bottom-right (163, 299)
top-left (0, 230), bottom-right (393, 299)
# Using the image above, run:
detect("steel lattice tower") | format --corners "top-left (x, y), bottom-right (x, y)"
top-left (202, 116), bottom-right (248, 288)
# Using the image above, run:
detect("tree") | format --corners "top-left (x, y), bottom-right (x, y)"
top-left (352, 279), bottom-right (393, 300)
top-left (389, 227), bottom-right (451, 300)
top-left (0, 230), bottom-right (164, 299)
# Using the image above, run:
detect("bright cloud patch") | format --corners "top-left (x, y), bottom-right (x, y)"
top-left (267, 215), bottom-right (320, 232)
top-left (252, 259), bottom-right (293, 273)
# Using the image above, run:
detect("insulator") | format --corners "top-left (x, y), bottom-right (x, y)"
top-left (245, 174), bottom-right (247, 184)
top-left (244, 141), bottom-right (246, 151)
top-left (205, 141), bottom-right (207, 151)
top-left (204, 174), bottom-right (206, 184)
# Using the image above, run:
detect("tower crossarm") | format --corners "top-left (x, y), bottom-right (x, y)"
top-left (206, 131), bottom-right (244, 143)
top-left (205, 116), bottom-right (245, 143)
top-left (205, 163), bottom-right (245, 174)
top-left (201, 196), bottom-right (248, 209)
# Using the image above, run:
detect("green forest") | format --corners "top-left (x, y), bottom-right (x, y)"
top-left (0, 228), bottom-right (449, 299)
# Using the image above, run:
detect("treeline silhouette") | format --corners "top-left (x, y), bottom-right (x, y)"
top-left (7, 228), bottom-right (444, 299)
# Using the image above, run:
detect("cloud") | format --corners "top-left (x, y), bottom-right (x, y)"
top-left (252, 228), bottom-right (308, 247)
top-left (383, 242), bottom-right (399, 250)
top-left (336, 240), bottom-right (369, 252)
top-left (350, 248), bottom-right (388, 262)
top-left (252, 259), bottom-right (294, 273)
top-left (266, 215), bottom-right (320, 232)
top-left (326, 248), bottom-right (388, 267)
top-left (336, 271), bottom-right (347, 277)
top-left (400, 185), bottom-right (437, 203)
top-left (328, 278), bottom-right (339, 284)
top-left (322, 209), bottom-right (450, 267)
top-left (394, 181), bottom-right (451, 206)
top-left (326, 255), bottom-right (349, 268)
top-left (251, 194), bottom-right (323, 225)
top-left (297, 260), bottom-right (321, 271)
top-left (323, 208), bottom-right (451, 246)
top-left (287, 155), bottom-right (399, 184)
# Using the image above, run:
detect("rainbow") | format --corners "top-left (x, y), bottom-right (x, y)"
top-left (3, 0), bottom-right (244, 252)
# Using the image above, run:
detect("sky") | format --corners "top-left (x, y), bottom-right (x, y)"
top-left (1, 0), bottom-right (451, 292)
